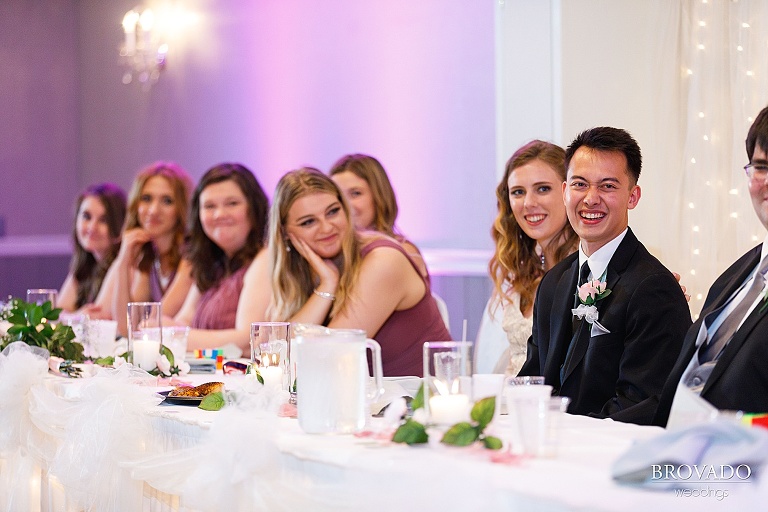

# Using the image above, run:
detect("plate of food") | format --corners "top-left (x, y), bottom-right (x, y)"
top-left (159, 381), bottom-right (224, 406)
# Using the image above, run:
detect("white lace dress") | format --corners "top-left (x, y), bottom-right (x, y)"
top-left (498, 292), bottom-right (533, 375)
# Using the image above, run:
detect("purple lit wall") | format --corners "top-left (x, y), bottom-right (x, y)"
top-left (76, 0), bottom-right (498, 250)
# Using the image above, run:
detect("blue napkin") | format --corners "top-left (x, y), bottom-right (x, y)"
top-left (611, 420), bottom-right (768, 490)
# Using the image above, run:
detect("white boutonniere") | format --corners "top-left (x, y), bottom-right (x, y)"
top-left (572, 277), bottom-right (612, 332)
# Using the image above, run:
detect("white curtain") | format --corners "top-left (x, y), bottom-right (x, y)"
top-left (672, 0), bottom-right (768, 316)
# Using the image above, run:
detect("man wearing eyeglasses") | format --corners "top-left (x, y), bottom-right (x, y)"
top-left (654, 105), bottom-right (768, 427)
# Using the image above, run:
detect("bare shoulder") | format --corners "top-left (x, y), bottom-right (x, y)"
top-left (360, 238), bottom-right (413, 278)
top-left (244, 248), bottom-right (271, 282)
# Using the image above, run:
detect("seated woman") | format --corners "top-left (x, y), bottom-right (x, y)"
top-left (59, 183), bottom-right (127, 316)
top-left (489, 141), bottom-right (578, 375)
top-left (170, 163), bottom-right (272, 354)
top-left (267, 168), bottom-right (450, 376)
top-left (108, 162), bottom-right (195, 336)
top-left (329, 154), bottom-right (428, 278)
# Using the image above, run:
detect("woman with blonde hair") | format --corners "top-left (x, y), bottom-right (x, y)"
top-left (268, 168), bottom-right (449, 376)
top-left (489, 140), bottom-right (578, 375)
top-left (108, 162), bottom-right (195, 335)
top-left (329, 153), bottom-right (428, 278)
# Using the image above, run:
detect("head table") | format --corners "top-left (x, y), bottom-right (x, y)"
top-left (1, 351), bottom-right (764, 511)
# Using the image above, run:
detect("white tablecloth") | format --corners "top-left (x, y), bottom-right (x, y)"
top-left (1, 354), bottom-right (765, 511)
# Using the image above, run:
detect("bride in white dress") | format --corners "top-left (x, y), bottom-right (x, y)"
top-left (488, 140), bottom-right (578, 375)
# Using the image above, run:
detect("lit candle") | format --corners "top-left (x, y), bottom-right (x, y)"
top-left (429, 394), bottom-right (470, 425)
top-left (260, 366), bottom-right (283, 389)
top-left (133, 337), bottom-right (160, 371)
top-left (122, 10), bottom-right (139, 55)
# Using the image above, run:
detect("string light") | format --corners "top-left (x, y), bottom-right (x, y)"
top-left (730, 212), bottom-right (739, 219)
top-left (696, 294), bottom-right (703, 301)
top-left (693, 249), bottom-right (700, 255)
top-left (697, 43), bottom-right (706, 50)
top-left (729, 189), bottom-right (739, 195)
top-left (698, 112), bottom-right (705, 118)
top-left (688, 202), bottom-right (695, 208)
top-left (693, 226), bottom-right (700, 232)
top-left (737, 45), bottom-right (744, 51)
top-left (699, 21), bottom-right (706, 27)
top-left (742, 23), bottom-right (750, 28)
top-left (691, 157), bottom-right (697, 164)
top-left (703, 135), bottom-right (709, 141)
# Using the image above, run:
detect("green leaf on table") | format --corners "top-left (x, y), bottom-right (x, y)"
top-left (392, 419), bottom-right (429, 445)
top-left (411, 384), bottom-right (425, 411)
top-left (160, 344), bottom-right (175, 367)
top-left (27, 304), bottom-right (43, 327)
top-left (199, 392), bottom-right (225, 411)
top-left (246, 364), bottom-right (264, 384)
top-left (482, 435), bottom-right (503, 450)
top-left (471, 396), bottom-right (496, 429)
top-left (441, 422), bottom-right (479, 447)
top-left (94, 356), bottom-right (115, 366)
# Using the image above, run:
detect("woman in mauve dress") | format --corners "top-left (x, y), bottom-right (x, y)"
top-left (106, 162), bottom-right (195, 336)
top-left (329, 153), bottom-right (429, 280)
top-left (170, 163), bottom-right (272, 355)
top-left (267, 168), bottom-right (450, 377)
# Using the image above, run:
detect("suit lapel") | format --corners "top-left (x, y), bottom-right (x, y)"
top-left (560, 230), bottom-right (639, 384)
top-left (702, 249), bottom-right (765, 394)
top-left (546, 257), bottom-right (580, 383)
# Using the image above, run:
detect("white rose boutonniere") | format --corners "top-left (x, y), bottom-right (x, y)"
top-left (572, 278), bottom-right (611, 332)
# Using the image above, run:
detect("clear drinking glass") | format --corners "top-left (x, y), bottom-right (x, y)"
top-left (127, 302), bottom-right (162, 371)
top-left (26, 288), bottom-right (58, 307)
top-left (250, 322), bottom-right (290, 390)
top-left (422, 341), bottom-right (473, 425)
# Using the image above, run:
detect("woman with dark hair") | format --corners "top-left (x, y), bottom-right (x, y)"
top-left (329, 154), bottom-right (428, 278)
top-left (59, 183), bottom-right (127, 315)
top-left (171, 163), bottom-right (272, 352)
top-left (267, 167), bottom-right (449, 376)
top-left (108, 162), bottom-right (195, 335)
top-left (489, 140), bottom-right (578, 374)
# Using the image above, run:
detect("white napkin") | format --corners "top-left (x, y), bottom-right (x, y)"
top-left (612, 420), bottom-right (768, 489)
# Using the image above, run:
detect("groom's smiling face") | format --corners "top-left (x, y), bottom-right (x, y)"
top-left (563, 147), bottom-right (641, 256)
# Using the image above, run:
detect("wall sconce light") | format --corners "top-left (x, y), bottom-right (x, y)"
top-left (120, 7), bottom-right (168, 87)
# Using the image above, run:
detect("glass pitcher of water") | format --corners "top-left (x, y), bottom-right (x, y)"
top-left (293, 327), bottom-right (384, 434)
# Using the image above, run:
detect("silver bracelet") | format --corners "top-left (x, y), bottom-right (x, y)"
top-left (313, 289), bottom-right (336, 301)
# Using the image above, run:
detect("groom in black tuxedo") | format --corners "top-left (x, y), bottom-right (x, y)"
top-left (518, 127), bottom-right (691, 424)
top-left (654, 107), bottom-right (768, 427)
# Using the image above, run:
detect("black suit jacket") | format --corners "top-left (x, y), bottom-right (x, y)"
top-left (519, 228), bottom-right (692, 424)
top-left (654, 244), bottom-right (768, 427)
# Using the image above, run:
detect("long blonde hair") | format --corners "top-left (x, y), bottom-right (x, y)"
top-left (124, 161), bottom-right (193, 273)
top-left (267, 168), bottom-right (362, 321)
top-left (489, 140), bottom-right (577, 315)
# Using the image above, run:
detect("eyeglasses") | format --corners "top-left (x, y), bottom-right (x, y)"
top-left (744, 162), bottom-right (768, 181)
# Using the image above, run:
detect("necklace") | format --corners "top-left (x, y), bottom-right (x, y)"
top-left (540, 252), bottom-right (546, 269)
top-left (154, 257), bottom-right (172, 294)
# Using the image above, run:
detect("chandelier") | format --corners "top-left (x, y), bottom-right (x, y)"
top-left (120, 8), bottom-right (168, 87)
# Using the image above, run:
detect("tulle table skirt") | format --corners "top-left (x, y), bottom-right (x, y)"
top-left (3, 343), bottom-right (765, 511)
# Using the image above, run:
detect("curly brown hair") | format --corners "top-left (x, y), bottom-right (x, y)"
top-left (489, 140), bottom-right (578, 315)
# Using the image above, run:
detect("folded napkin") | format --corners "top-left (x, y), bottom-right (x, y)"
top-left (612, 420), bottom-right (768, 490)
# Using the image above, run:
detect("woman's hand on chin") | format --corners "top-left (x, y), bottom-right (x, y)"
top-left (288, 234), bottom-right (339, 290)
top-left (117, 228), bottom-right (151, 263)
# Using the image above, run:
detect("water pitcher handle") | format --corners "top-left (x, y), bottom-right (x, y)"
top-left (365, 338), bottom-right (385, 401)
